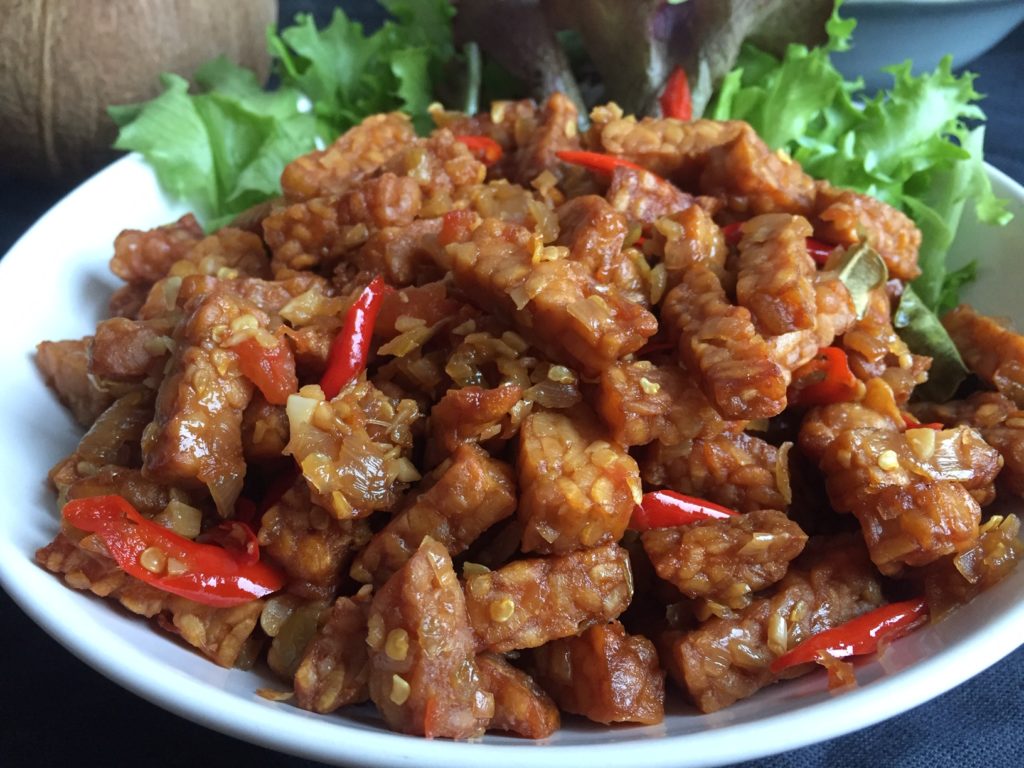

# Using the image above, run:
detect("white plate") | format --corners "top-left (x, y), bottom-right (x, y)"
top-left (1, 154), bottom-right (1023, 768)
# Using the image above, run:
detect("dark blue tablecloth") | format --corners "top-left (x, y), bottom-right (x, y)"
top-left (3, 3), bottom-right (1022, 766)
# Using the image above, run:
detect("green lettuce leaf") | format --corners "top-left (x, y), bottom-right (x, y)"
top-left (112, 3), bottom-right (458, 228)
top-left (111, 74), bottom-right (219, 218)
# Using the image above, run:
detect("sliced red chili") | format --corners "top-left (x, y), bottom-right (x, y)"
top-left (197, 520), bottom-right (260, 566)
top-left (438, 209), bottom-right (478, 247)
top-left (805, 237), bottom-right (836, 266)
top-left (660, 66), bottom-right (692, 121)
top-left (629, 490), bottom-right (737, 531)
top-left (321, 275), bottom-right (392, 399)
top-left (231, 334), bottom-right (297, 406)
top-left (770, 598), bottom-right (929, 675)
top-left (721, 221), bottom-right (743, 245)
top-left (63, 495), bottom-right (284, 607)
top-left (901, 411), bottom-right (944, 431)
top-left (455, 134), bottom-right (504, 166)
top-left (555, 150), bottom-right (648, 176)
top-left (788, 347), bottom-right (860, 406)
top-left (725, 222), bottom-right (836, 267)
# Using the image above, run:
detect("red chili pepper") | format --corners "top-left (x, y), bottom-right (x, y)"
top-left (788, 347), bottom-right (860, 406)
top-left (321, 275), bottom-right (391, 399)
top-left (63, 495), bottom-right (284, 607)
top-left (805, 237), bottom-right (836, 266)
top-left (555, 150), bottom-right (648, 176)
top-left (197, 520), bottom-right (260, 566)
top-left (725, 222), bottom-right (835, 267)
top-left (438, 209), bottom-right (478, 247)
top-left (770, 598), bottom-right (929, 675)
top-left (629, 490), bottom-right (737, 531)
top-left (901, 411), bottom-right (944, 431)
top-left (231, 335), bottom-right (297, 406)
top-left (721, 221), bottom-right (743, 245)
top-left (455, 134), bottom-right (504, 166)
top-left (660, 66), bottom-right (692, 121)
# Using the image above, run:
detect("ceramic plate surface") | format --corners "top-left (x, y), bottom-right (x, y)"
top-left (1, 154), bottom-right (1023, 768)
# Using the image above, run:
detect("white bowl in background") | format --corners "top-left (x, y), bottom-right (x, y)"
top-left (834, 0), bottom-right (1024, 90)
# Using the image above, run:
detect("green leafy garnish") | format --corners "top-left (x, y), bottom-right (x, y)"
top-left (111, 3), bottom-right (457, 228)
top-left (710, 0), bottom-right (1011, 398)
top-left (894, 286), bottom-right (969, 401)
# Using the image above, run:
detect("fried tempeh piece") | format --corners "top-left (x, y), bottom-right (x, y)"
top-left (586, 109), bottom-right (816, 215)
top-left (351, 444), bottom-right (517, 587)
top-left (660, 536), bottom-right (883, 712)
top-left (914, 391), bottom-right (1024, 497)
top-left (37, 531), bottom-right (262, 668)
top-left (813, 182), bottom-right (922, 281)
top-left (532, 621), bottom-right (664, 725)
top-left (943, 304), bottom-right (1024, 407)
top-left (596, 360), bottom-right (740, 448)
top-left (464, 543), bottom-right (633, 653)
top-left (384, 128), bottom-right (487, 214)
top-left (141, 285), bottom-right (264, 514)
top-left (736, 214), bottom-right (818, 336)
top-left (441, 218), bottom-right (657, 376)
top-left (511, 92), bottom-right (581, 185)
top-left (36, 338), bottom-right (117, 427)
top-left (606, 165), bottom-right (695, 225)
top-left (642, 510), bottom-right (807, 608)
top-left (661, 268), bottom-right (788, 419)
top-left (426, 383), bottom-right (524, 464)
top-left (258, 479), bottom-right (371, 601)
top-left (476, 653), bottom-right (560, 738)
top-left (640, 431), bottom-right (790, 513)
top-left (284, 379), bottom-right (420, 518)
top-left (281, 111), bottom-right (416, 202)
top-left (800, 381), bottom-right (1001, 573)
top-left (90, 317), bottom-right (172, 383)
top-left (264, 173), bottom-right (423, 275)
top-left (367, 537), bottom-right (493, 739)
top-left (920, 514), bottom-right (1024, 620)
top-left (556, 194), bottom-right (645, 303)
top-left (517, 408), bottom-right (641, 554)
top-left (109, 213), bottom-right (205, 285)
top-left (294, 596), bottom-right (371, 713)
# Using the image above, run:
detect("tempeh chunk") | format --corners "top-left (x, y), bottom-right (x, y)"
top-left (660, 536), bottom-right (883, 712)
top-left (476, 653), bottom-right (560, 738)
top-left (464, 544), bottom-right (633, 653)
top-left (441, 218), bottom-right (657, 376)
top-left (142, 285), bottom-right (264, 514)
top-left (294, 596), bottom-right (371, 713)
top-left (661, 261), bottom-right (787, 419)
top-left (532, 621), bottom-right (664, 725)
top-left (351, 444), bottom-right (516, 586)
top-left (36, 338), bottom-right (116, 426)
top-left (367, 537), bottom-right (493, 739)
top-left (36, 532), bottom-right (262, 668)
top-left (943, 304), bottom-right (1024, 407)
top-left (736, 214), bottom-right (817, 336)
top-left (641, 510), bottom-right (807, 607)
top-left (517, 408), bottom-right (641, 554)
top-left (281, 112), bottom-right (415, 202)
top-left (813, 183), bottom-right (922, 281)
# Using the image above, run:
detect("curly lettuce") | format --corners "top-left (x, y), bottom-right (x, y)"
top-left (710, 1), bottom-right (1012, 399)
